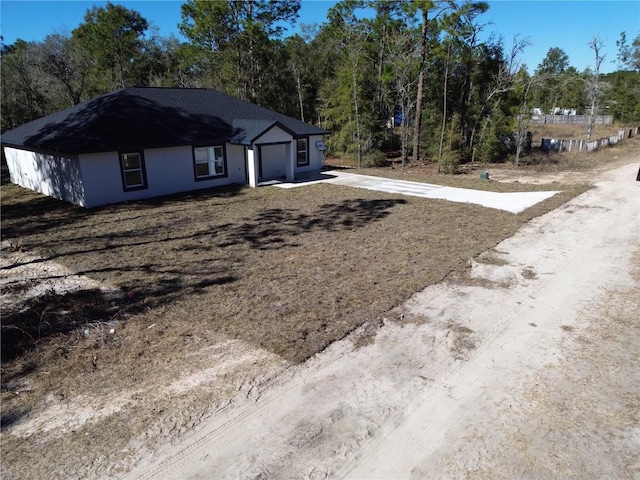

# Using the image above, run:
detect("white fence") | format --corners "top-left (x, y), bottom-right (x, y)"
top-left (530, 114), bottom-right (613, 125)
top-left (541, 127), bottom-right (640, 153)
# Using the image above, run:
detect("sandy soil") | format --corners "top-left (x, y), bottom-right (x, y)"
top-left (2, 159), bottom-right (638, 479)
top-left (115, 161), bottom-right (639, 479)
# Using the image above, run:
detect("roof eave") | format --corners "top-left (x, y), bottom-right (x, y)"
top-left (248, 121), bottom-right (329, 144)
top-left (1, 141), bottom-right (77, 157)
top-left (248, 121), bottom-right (294, 144)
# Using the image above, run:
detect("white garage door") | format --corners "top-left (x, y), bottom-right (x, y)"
top-left (259, 144), bottom-right (287, 180)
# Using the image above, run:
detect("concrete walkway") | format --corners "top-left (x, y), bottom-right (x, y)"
top-left (272, 170), bottom-right (560, 214)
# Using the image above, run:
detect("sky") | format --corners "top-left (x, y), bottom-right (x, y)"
top-left (1, 0), bottom-right (638, 74)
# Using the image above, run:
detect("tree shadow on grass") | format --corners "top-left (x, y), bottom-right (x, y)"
top-left (0, 289), bottom-right (136, 363)
top-left (109, 183), bottom-right (246, 211)
top-left (1, 182), bottom-right (246, 241)
top-left (116, 271), bottom-right (238, 305)
top-left (218, 198), bottom-right (407, 250)
top-left (0, 224), bottom-right (235, 271)
top-left (0, 268), bottom-right (238, 365)
top-left (1, 191), bottom-right (89, 240)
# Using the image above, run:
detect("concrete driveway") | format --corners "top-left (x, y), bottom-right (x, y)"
top-left (272, 170), bottom-right (559, 214)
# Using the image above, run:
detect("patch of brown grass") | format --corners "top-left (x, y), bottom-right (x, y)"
top-left (448, 323), bottom-right (477, 360)
top-left (475, 252), bottom-right (510, 266)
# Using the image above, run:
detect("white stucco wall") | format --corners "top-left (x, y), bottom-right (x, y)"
top-left (4, 146), bottom-right (86, 206)
top-left (80, 143), bottom-right (246, 207)
top-left (78, 151), bottom-right (124, 207)
top-left (253, 126), bottom-right (293, 145)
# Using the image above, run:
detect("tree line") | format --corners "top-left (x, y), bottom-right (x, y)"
top-left (2, 0), bottom-right (639, 169)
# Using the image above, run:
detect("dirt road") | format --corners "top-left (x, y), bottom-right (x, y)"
top-left (123, 162), bottom-right (639, 479)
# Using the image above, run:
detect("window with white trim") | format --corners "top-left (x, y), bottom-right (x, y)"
top-left (194, 145), bottom-right (226, 179)
top-left (120, 152), bottom-right (147, 191)
top-left (296, 138), bottom-right (308, 166)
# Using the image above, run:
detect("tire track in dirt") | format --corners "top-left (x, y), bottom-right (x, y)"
top-left (127, 342), bottom-right (356, 479)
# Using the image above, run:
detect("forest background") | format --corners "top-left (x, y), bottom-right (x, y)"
top-left (2, 0), bottom-right (640, 171)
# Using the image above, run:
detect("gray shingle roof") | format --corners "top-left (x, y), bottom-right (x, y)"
top-left (1, 87), bottom-right (329, 154)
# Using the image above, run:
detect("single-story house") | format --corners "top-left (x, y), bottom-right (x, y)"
top-left (1, 87), bottom-right (329, 207)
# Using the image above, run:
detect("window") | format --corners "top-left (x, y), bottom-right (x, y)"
top-left (194, 145), bottom-right (226, 179)
top-left (120, 152), bottom-right (147, 191)
top-left (296, 138), bottom-right (308, 166)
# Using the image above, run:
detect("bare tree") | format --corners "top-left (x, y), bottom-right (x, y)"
top-left (286, 35), bottom-right (307, 122)
top-left (471, 35), bottom-right (530, 158)
top-left (514, 70), bottom-right (541, 166)
top-left (386, 24), bottom-right (418, 166)
top-left (412, 4), bottom-right (430, 163)
top-left (329, 3), bottom-right (370, 168)
top-left (41, 31), bottom-right (90, 106)
top-left (587, 35), bottom-right (606, 142)
top-left (438, 39), bottom-right (453, 160)
top-left (437, 3), bottom-right (488, 161)
top-left (347, 30), bottom-right (368, 168)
